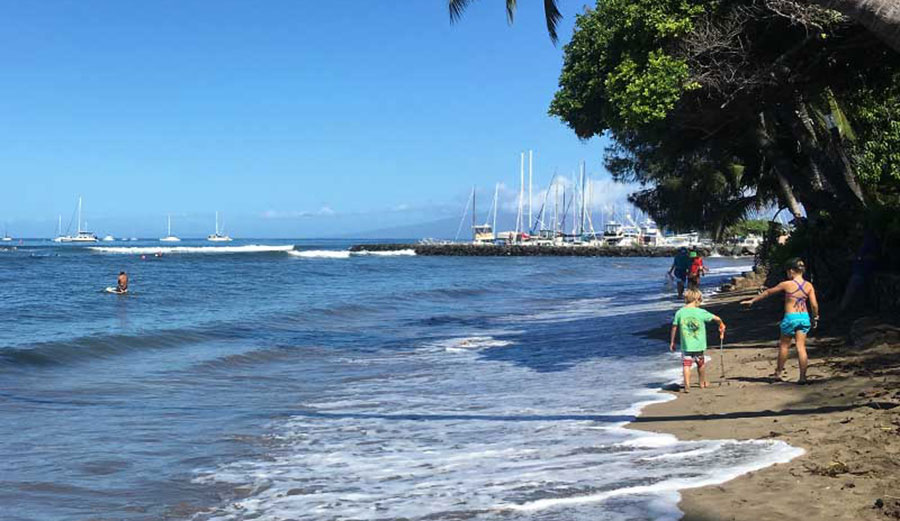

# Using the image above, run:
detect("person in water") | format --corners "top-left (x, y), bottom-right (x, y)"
top-left (667, 247), bottom-right (691, 298)
top-left (117, 271), bottom-right (128, 293)
top-left (741, 258), bottom-right (819, 384)
top-left (686, 249), bottom-right (707, 289)
top-left (670, 288), bottom-right (726, 392)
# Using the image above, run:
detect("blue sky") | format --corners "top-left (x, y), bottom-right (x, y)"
top-left (1, 1), bottom-right (629, 238)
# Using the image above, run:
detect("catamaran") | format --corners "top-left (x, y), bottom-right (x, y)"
top-left (207, 212), bottom-right (232, 242)
top-left (56, 197), bottom-right (98, 243)
top-left (160, 215), bottom-right (181, 242)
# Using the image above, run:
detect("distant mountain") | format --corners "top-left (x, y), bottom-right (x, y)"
top-left (342, 217), bottom-right (459, 240)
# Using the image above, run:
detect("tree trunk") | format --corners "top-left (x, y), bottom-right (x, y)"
top-left (776, 170), bottom-right (805, 219)
top-left (807, 0), bottom-right (900, 53)
top-left (757, 111), bottom-right (812, 218)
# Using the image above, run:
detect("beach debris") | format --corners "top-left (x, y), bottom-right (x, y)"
top-left (805, 460), bottom-right (850, 477)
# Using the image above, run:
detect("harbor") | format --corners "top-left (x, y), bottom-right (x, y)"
top-left (349, 242), bottom-right (756, 257)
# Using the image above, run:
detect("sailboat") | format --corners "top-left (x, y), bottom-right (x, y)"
top-left (56, 197), bottom-right (98, 243)
top-left (160, 215), bottom-right (181, 242)
top-left (2, 224), bottom-right (11, 242)
top-left (207, 212), bottom-right (232, 242)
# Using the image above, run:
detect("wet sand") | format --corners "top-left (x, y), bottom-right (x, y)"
top-left (631, 289), bottom-right (900, 521)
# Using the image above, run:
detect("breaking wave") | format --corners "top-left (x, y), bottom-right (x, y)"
top-left (89, 245), bottom-right (295, 255)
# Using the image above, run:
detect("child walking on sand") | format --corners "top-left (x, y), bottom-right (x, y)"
top-left (670, 288), bottom-right (726, 392)
top-left (741, 258), bottom-right (819, 384)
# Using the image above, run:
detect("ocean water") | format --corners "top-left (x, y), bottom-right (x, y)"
top-left (0, 239), bottom-right (802, 521)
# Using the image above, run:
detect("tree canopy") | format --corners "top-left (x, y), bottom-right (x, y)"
top-left (550, 0), bottom-right (900, 280)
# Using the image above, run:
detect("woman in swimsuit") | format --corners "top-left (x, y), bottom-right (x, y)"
top-left (741, 258), bottom-right (820, 384)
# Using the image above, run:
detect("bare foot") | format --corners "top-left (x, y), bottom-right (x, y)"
top-left (683, 387), bottom-right (690, 394)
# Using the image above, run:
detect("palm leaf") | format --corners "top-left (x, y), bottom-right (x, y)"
top-left (544, 0), bottom-right (562, 44)
top-left (448, 0), bottom-right (562, 44)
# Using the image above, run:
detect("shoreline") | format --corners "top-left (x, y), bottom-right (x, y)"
top-left (349, 243), bottom-right (755, 257)
top-left (628, 287), bottom-right (900, 520)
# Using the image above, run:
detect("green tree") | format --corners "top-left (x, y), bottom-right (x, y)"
top-left (550, 0), bottom-right (900, 283)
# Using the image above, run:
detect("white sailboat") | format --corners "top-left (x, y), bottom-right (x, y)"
top-left (207, 212), bottom-right (232, 242)
top-left (57, 197), bottom-right (98, 243)
top-left (160, 215), bottom-right (181, 242)
top-left (2, 224), bottom-right (11, 242)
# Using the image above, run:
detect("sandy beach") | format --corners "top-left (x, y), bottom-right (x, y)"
top-left (632, 286), bottom-right (900, 520)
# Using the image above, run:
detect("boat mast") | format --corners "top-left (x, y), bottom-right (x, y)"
top-left (571, 173), bottom-right (577, 237)
top-left (492, 183), bottom-right (499, 240)
top-left (517, 152), bottom-right (524, 240)
top-left (167, 214), bottom-right (172, 236)
top-left (454, 187), bottom-right (474, 242)
top-left (77, 196), bottom-right (83, 234)
top-left (57, 215), bottom-right (61, 236)
top-left (587, 172), bottom-right (594, 235)
top-left (528, 150), bottom-right (533, 233)
top-left (553, 181), bottom-right (559, 236)
top-left (579, 161), bottom-right (586, 236)
top-left (471, 185), bottom-right (476, 240)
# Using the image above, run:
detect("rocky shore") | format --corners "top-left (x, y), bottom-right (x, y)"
top-left (350, 243), bottom-right (756, 257)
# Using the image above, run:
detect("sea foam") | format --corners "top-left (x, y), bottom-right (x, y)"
top-left (287, 250), bottom-right (351, 259)
top-left (89, 245), bottom-right (295, 254)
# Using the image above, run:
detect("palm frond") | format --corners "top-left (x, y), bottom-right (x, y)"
top-left (544, 0), bottom-right (562, 44)
top-left (449, 0), bottom-right (475, 23)
top-left (506, 0), bottom-right (517, 24)
top-left (448, 0), bottom-right (562, 44)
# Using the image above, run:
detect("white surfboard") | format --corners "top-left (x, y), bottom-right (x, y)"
top-left (105, 287), bottom-right (127, 294)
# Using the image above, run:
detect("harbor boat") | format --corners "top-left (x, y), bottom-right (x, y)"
top-left (2, 225), bottom-right (11, 242)
top-left (639, 219), bottom-right (663, 246)
top-left (207, 212), bottom-right (232, 242)
top-left (160, 215), bottom-right (181, 242)
top-left (663, 232), bottom-right (700, 247)
top-left (736, 234), bottom-right (763, 249)
top-left (602, 221), bottom-right (625, 245)
top-left (621, 224), bottom-right (641, 246)
top-left (56, 197), bottom-right (98, 243)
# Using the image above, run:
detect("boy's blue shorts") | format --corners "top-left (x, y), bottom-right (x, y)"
top-left (780, 312), bottom-right (811, 336)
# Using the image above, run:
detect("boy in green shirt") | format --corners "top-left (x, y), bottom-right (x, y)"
top-left (670, 288), bottom-right (726, 392)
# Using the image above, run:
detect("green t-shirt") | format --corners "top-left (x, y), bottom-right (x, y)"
top-left (673, 306), bottom-right (715, 352)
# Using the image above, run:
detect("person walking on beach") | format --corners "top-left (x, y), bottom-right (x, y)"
top-left (117, 271), bottom-right (128, 293)
top-left (670, 288), bottom-right (726, 392)
top-left (740, 258), bottom-right (819, 384)
top-left (667, 247), bottom-right (691, 298)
